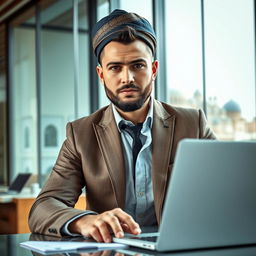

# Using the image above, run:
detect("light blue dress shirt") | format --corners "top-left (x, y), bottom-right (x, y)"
top-left (63, 99), bottom-right (157, 235)
top-left (112, 99), bottom-right (157, 226)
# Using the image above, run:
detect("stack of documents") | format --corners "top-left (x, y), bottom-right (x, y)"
top-left (20, 240), bottom-right (128, 254)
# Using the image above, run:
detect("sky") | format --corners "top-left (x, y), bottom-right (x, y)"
top-left (165, 0), bottom-right (255, 120)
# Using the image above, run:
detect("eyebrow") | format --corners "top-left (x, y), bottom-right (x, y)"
top-left (106, 58), bottom-right (147, 68)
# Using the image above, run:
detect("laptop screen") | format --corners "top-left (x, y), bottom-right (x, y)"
top-left (9, 173), bottom-right (31, 192)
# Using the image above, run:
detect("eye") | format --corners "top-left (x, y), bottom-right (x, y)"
top-left (133, 63), bottom-right (145, 70)
top-left (109, 66), bottom-right (121, 72)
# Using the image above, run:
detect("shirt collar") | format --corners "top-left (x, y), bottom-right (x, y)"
top-left (112, 98), bottom-right (153, 132)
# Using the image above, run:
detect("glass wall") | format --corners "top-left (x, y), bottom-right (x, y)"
top-left (0, 24), bottom-right (7, 185)
top-left (165, 0), bottom-right (203, 109)
top-left (165, 0), bottom-right (256, 140)
top-left (120, 0), bottom-right (153, 23)
top-left (39, 0), bottom-right (90, 183)
top-left (204, 0), bottom-right (256, 140)
top-left (9, 7), bottom-right (38, 181)
top-left (5, 0), bottom-right (256, 186)
top-left (8, 0), bottom-right (90, 185)
top-left (40, 0), bottom-right (75, 183)
top-left (78, 0), bottom-right (90, 118)
top-left (98, 0), bottom-right (110, 108)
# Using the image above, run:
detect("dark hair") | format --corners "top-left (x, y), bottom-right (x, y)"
top-left (113, 26), bottom-right (138, 43)
top-left (99, 26), bottom-right (154, 65)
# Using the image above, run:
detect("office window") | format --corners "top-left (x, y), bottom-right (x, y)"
top-left (165, 0), bottom-right (256, 140)
top-left (24, 127), bottom-right (30, 148)
top-left (9, 0), bottom-right (91, 185)
top-left (120, 0), bottom-right (153, 23)
top-left (78, 0), bottom-right (90, 118)
top-left (97, 0), bottom-right (109, 20)
top-left (9, 7), bottom-right (38, 180)
top-left (204, 0), bottom-right (256, 140)
top-left (40, 0), bottom-right (76, 182)
top-left (165, 0), bottom-right (203, 109)
top-left (98, 0), bottom-right (110, 108)
top-left (44, 125), bottom-right (57, 147)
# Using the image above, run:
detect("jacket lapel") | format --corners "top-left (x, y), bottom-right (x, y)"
top-left (92, 101), bottom-right (175, 220)
top-left (152, 100), bottom-right (176, 223)
top-left (93, 105), bottom-right (126, 209)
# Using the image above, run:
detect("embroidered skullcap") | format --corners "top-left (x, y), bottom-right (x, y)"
top-left (92, 9), bottom-right (157, 61)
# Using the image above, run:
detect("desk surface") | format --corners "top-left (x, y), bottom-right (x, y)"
top-left (1, 233), bottom-right (256, 256)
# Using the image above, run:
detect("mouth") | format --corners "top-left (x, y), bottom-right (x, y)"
top-left (120, 88), bottom-right (139, 93)
top-left (117, 84), bottom-right (140, 93)
top-left (119, 90), bottom-right (139, 98)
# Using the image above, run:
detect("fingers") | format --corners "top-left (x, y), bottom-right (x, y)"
top-left (112, 208), bottom-right (141, 235)
top-left (101, 211), bottom-right (124, 239)
top-left (99, 208), bottom-right (141, 239)
top-left (92, 209), bottom-right (125, 242)
top-left (90, 222), bottom-right (108, 242)
top-left (78, 208), bottom-right (141, 243)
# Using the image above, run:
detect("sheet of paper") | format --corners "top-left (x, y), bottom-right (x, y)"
top-left (20, 240), bottom-right (128, 254)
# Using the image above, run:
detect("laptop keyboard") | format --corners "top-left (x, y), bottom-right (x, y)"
top-left (127, 236), bottom-right (158, 242)
top-left (139, 236), bottom-right (157, 242)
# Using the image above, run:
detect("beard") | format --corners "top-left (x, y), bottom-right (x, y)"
top-left (104, 79), bottom-right (153, 112)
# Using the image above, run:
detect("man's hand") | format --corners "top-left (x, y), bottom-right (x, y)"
top-left (69, 208), bottom-right (141, 243)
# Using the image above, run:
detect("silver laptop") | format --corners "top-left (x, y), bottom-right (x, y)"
top-left (0, 173), bottom-right (31, 195)
top-left (113, 139), bottom-right (256, 251)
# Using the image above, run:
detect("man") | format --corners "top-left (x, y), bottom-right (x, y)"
top-left (29, 9), bottom-right (216, 243)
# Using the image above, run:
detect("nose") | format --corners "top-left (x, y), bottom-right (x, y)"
top-left (121, 67), bottom-right (134, 84)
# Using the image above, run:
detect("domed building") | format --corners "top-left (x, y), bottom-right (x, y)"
top-left (169, 89), bottom-right (188, 106)
top-left (223, 99), bottom-right (241, 113)
top-left (223, 99), bottom-right (241, 121)
top-left (223, 100), bottom-right (244, 138)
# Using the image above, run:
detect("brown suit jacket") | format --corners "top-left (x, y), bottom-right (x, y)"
top-left (29, 100), bottom-right (216, 236)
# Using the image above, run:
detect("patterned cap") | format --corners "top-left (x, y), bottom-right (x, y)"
top-left (92, 9), bottom-right (157, 61)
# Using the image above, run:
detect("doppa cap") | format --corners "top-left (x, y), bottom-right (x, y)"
top-left (92, 9), bottom-right (157, 61)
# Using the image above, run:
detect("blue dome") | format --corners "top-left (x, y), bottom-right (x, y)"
top-left (223, 100), bottom-right (241, 113)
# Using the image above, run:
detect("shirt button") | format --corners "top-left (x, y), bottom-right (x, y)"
top-left (137, 192), bottom-right (145, 197)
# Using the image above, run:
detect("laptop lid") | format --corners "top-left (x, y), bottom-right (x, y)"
top-left (157, 139), bottom-right (256, 251)
top-left (8, 173), bottom-right (32, 193)
top-left (114, 140), bottom-right (256, 251)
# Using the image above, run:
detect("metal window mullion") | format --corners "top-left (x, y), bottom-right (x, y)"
top-left (73, 0), bottom-right (79, 119)
top-left (89, 0), bottom-right (98, 113)
top-left (35, 3), bottom-right (42, 186)
top-left (153, 0), bottom-right (167, 102)
top-left (200, 0), bottom-right (207, 116)
top-left (7, 23), bottom-right (14, 183)
top-left (254, 0), bottom-right (256, 137)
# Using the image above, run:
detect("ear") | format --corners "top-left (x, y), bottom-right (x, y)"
top-left (152, 60), bottom-right (159, 81)
top-left (96, 65), bottom-right (104, 84)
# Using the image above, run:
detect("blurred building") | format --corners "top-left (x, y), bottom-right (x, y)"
top-left (169, 89), bottom-right (256, 140)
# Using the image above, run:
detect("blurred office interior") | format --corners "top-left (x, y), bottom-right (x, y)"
top-left (0, 0), bottom-right (255, 189)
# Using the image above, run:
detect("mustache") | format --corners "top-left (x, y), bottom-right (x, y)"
top-left (116, 84), bottom-right (140, 93)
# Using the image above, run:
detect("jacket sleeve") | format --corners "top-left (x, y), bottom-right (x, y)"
top-left (28, 122), bottom-right (88, 237)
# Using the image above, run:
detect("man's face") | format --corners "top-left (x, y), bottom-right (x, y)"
top-left (96, 40), bottom-right (158, 112)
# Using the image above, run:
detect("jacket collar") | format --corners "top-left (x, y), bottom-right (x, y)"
top-left (152, 100), bottom-right (176, 223)
top-left (94, 100), bottom-right (176, 222)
